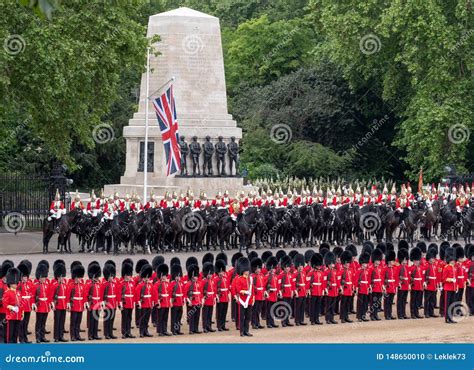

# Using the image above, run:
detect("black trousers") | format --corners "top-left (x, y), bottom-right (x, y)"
top-left (357, 294), bottom-right (369, 320)
top-left (151, 306), bottom-right (158, 327)
top-left (103, 308), bottom-right (116, 338)
top-left (135, 305), bottom-right (141, 327)
top-left (251, 300), bottom-right (263, 327)
top-left (54, 309), bottom-right (66, 340)
top-left (139, 307), bottom-right (151, 336)
top-left (70, 311), bottom-right (82, 340)
top-left (157, 307), bottom-right (169, 334)
top-left (334, 295), bottom-right (341, 314)
top-left (295, 297), bottom-right (306, 324)
top-left (340, 295), bottom-right (351, 321)
top-left (35, 312), bottom-right (48, 341)
top-left (370, 292), bottom-right (382, 319)
top-left (88, 310), bottom-right (99, 338)
top-left (202, 305), bottom-right (213, 331)
top-left (216, 302), bottom-right (228, 330)
top-left (231, 300), bottom-right (237, 322)
top-left (325, 296), bottom-right (336, 322)
top-left (424, 290), bottom-right (436, 317)
top-left (468, 287), bottom-right (474, 315)
top-left (0, 313), bottom-right (5, 342)
top-left (171, 306), bottom-right (183, 334)
top-left (19, 311), bottom-right (31, 342)
top-left (397, 290), bottom-right (408, 318)
top-left (456, 288), bottom-right (464, 304)
top-left (282, 297), bottom-right (292, 325)
top-left (310, 296), bottom-right (322, 323)
top-left (266, 301), bottom-right (276, 327)
top-left (261, 300), bottom-right (267, 319)
top-left (410, 290), bottom-right (422, 317)
top-left (444, 290), bottom-right (456, 322)
top-left (188, 305), bottom-right (201, 333)
top-left (238, 304), bottom-right (252, 335)
top-left (5, 320), bottom-right (20, 343)
top-left (384, 293), bottom-right (395, 319)
top-left (439, 289), bottom-right (445, 315)
top-left (121, 308), bottom-right (133, 336)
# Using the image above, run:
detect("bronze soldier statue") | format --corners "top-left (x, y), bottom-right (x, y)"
top-left (228, 136), bottom-right (239, 176)
top-left (202, 136), bottom-right (215, 176)
top-left (179, 136), bottom-right (189, 176)
top-left (215, 136), bottom-right (227, 176)
top-left (189, 136), bottom-right (201, 176)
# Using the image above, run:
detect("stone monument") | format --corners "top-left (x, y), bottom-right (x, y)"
top-left (104, 7), bottom-right (243, 198)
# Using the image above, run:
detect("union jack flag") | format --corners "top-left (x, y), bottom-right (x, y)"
top-left (153, 85), bottom-right (181, 176)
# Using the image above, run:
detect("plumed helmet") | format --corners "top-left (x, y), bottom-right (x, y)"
top-left (371, 248), bottom-right (383, 262)
top-left (304, 250), bottom-right (315, 263)
top-left (136, 259), bottom-right (149, 274)
top-left (231, 252), bottom-right (243, 267)
top-left (152, 256), bottom-right (165, 271)
top-left (187, 264), bottom-right (199, 279)
top-left (333, 246), bottom-right (343, 258)
top-left (409, 247), bottom-right (422, 262)
top-left (186, 257), bottom-right (199, 270)
top-left (324, 251), bottom-right (336, 266)
top-left (35, 263), bottom-right (49, 279)
top-left (345, 244), bottom-right (358, 257)
top-left (266, 256), bottom-right (278, 270)
top-left (398, 239), bottom-right (409, 251)
top-left (54, 263), bottom-right (67, 279)
top-left (171, 264), bottom-right (183, 279)
top-left (17, 262), bottom-right (30, 278)
top-left (202, 252), bottom-right (214, 265)
top-left (261, 251), bottom-right (273, 263)
top-left (215, 260), bottom-right (227, 274)
top-left (215, 252), bottom-right (228, 265)
top-left (310, 253), bottom-right (323, 268)
top-left (103, 264), bottom-right (116, 280)
top-left (71, 264), bottom-right (85, 279)
top-left (251, 258), bottom-right (263, 273)
top-left (293, 253), bottom-right (305, 268)
top-left (88, 262), bottom-right (102, 279)
top-left (6, 268), bottom-right (21, 285)
top-left (170, 257), bottom-right (181, 267)
top-left (340, 250), bottom-right (353, 265)
top-left (275, 250), bottom-right (287, 262)
top-left (157, 264), bottom-right (169, 278)
top-left (140, 264), bottom-right (153, 279)
top-left (236, 257), bottom-right (250, 275)
top-left (397, 249), bottom-right (409, 263)
top-left (121, 262), bottom-right (133, 278)
top-left (203, 262), bottom-right (215, 277)
top-left (359, 252), bottom-right (371, 265)
top-left (455, 245), bottom-right (465, 260)
top-left (280, 255), bottom-right (292, 269)
top-left (385, 250), bottom-right (396, 263)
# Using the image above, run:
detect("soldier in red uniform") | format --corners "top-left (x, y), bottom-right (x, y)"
top-left (185, 264), bottom-right (202, 334)
top-left (101, 264), bottom-right (118, 339)
top-left (85, 262), bottom-right (102, 341)
top-left (369, 249), bottom-right (384, 321)
top-left (169, 264), bottom-right (184, 335)
top-left (442, 248), bottom-right (457, 323)
top-left (382, 251), bottom-right (397, 320)
top-left (339, 251), bottom-right (354, 323)
top-left (308, 253), bottom-right (324, 325)
top-left (215, 260), bottom-right (230, 331)
top-left (278, 255), bottom-right (294, 327)
top-left (33, 263), bottom-right (50, 343)
top-left (49, 263), bottom-right (68, 342)
top-left (153, 264), bottom-right (171, 336)
top-left (250, 258), bottom-right (265, 329)
top-left (423, 248), bottom-right (438, 318)
top-left (293, 254), bottom-right (307, 325)
top-left (0, 260), bottom-right (14, 343)
top-left (67, 264), bottom-right (85, 341)
top-left (356, 252), bottom-right (371, 322)
top-left (264, 257), bottom-right (279, 328)
top-left (119, 262), bottom-right (135, 339)
top-left (455, 246), bottom-right (467, 303)
top-left (234, 257), bottom-right (254, 337)
top-left (201, 263), bottom-right (216, 333)
top-left (135, 264), bottom-right (154, 337)
top-left (409, 247), bottom-right (424, 319)
top-left (396, 248), bottom-right (410, 319)
top-left (3, 268), bottom-right (22, 343)
top-left (324, 252), bottom-right (338, 324)
top-left (467, 246), bottom-right (474, 315)
top-left (17, 261), bottom-right (33, 343)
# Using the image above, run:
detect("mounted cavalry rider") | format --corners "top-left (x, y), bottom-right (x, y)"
top-left (223, 190), bottom-right (232, 206)
top-left (212, 192), bottom-right (225, 208)
top-left (396, 185), bottom-right (411, 226)
top-left (332, 186), bottom-right (343, 209)
top-left (131, 194), bottom-right (143, 213)
top-left (97, 190), bottom-right (107, 212)
top-left (369, 185), bottom-right (378, 204)
top-left (200, 192), bottom-right (210, 209)
top-left (48, 189), bottom-right (65, 228)
top-left (406, 183), bottom-right (415, 202)
top-left (376, 184), bottom-right (389, 205)
top-left (113, 192), bottom-right (121, 209)
top-left (188, 192), bottom-right (200, 211)
top-left (145, 192), bottom-right (160, 210)
top-left (455, 189), bottom-right (469, 219)
top-left (120, 194), bottom-right (132, 212)
top-left (86, 190), bottom-right (99, 216)
top-left (70, 190), bottom-right (85, 213)
top-left (176, 193), bottom-right (188, 208)
top-left (354, 184), bottom-right (362, 205)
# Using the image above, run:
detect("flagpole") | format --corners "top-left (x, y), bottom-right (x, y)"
top-left (143, 47), bottom-right (150, 203)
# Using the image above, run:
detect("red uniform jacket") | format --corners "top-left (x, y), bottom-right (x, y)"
top-left (423, 264), bottom-right (437, 291)
top-left (325, 268), bottom-right (339, 297)
top-left (456, 262), bottom-right (467, 289)
top-left (185, 280), bottom-right (203, 306)
top-left (252, 273), bottom-right (265, 301)
top-left (35, 281), bottom-right (51, 313)
top-left (356, 268), bottom-right (371, 295)
top-left (49, 279), bottom-right (69, 311)
top-left (120, 280), bottom-right (136, 309)
top-left (442, 264), bottom-right (457, 291)
top-left (67, 280), bottom-right (85, 312)
top-left (215, 275), bottom-right (230, 303)
top-left (384, 266), bottom-right (398, 294)
top-left (265, 273), bottom-right (279, 302)
top-left (102, 280), bottom-right (119, 309)
top-left (436, 260), bottom-right (446, 287)
top-left (294, 270), bottom-right (307, 297)
top-left (169, 281), bottom-right (185, 307)
top-left (234, 275), bottom-right (254, 306)
top-left (18, 279), bottom-right (34, 312)
top-left (340, 268), bottom-right (354, 296)
top-left (278, 272), bottom-right (295, 298)
top-left (308, 269), bottom-right (325, 296)
top-left (202, 278), bottom-right (216, 306)
top-left (410, 265), bottom-right (424, 291)
top-left (370, 265), bottom-right (384, 293)
top-left (3, 288), bottom-right (23, 321)
top-left (0, 280), bottom-right (6, 315)
top-left (86, 281), bottom-right (102, 310)
top-left (154, 281), bottom-right (171, 308)
top-left (398, 264), bottom-right (410, 291)
top-left (135, 281), bottom-right (154, 308)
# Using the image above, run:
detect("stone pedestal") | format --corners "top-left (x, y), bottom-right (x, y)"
top-left (104, 7), bottom-right (243, 198)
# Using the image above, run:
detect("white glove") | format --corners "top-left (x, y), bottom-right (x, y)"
top-left (12, 306), bottom-right (19, 313)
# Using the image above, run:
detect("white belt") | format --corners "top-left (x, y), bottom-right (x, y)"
top-left (57, 296), bottom-right (66, 299)
top-left (400, 277), bottom-right (408, 280)
top-left (91, 297), bottom-right (100, 300)
top-left (331, 284), bottom-right (336, 286)
top-left (428, 277), bottom-right (436, 280)
top-left (387, 280), bottom-right (395, 282)
top-left (283, 284), bottom-right (291, 287)
top-left (298, 284), bottom-right (305, 287)
top-left (414, 278), bottom-right (422, 281)
top-left (107, 295), bottom-right (116, 298)
top-left (160, 294), bottom-right (169, 297)
top-left (205, 292), bottom-right (214, 295)
top-left (457, 276), bottom-right (464, 279)
top-left (269, 288), bottom-right (277, 291)
top-left (373, 279), bottom-right (381, 282)
top-left (73, 297), bottom-right (83, 300)
top-left (192, 292), bottom-right (200, 295)
top-left (219, 288), bottom-right (228, 292)
top-left (21, 296), bottom-right (31, 299)
top-left (39, 298), bottom-right (48, 301)
top-left (312, 283), bottom-right (321, 286)
top-left (256, 287), bottom-right (263, 290)
top-left (175, 294), bottom-right (183, 297)
top-left (345, 282), bottom-right (352, 285)
top-left (143, 294), bottom-right (151, 298)
top-left (361, 281), bottom-right (368, 284)
top-left (124, 294), bottom-right (134, 298)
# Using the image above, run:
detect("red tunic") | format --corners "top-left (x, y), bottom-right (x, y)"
top-left (3, 288), bottom-right (23, 321)
top-left (85, 281), bottom-right (102, 310)
top-left (215, 275), bottom-right (230, 303)
top-left (442, 264), bottom-right (457, 291)
top-left (185, 280), bottom-right (203, 306)
top-left (456, 262), bottom-right (467, 289)
top-left (340, 268), bottom-right (354, 296)
top-left (35, 281), bottom-right (51, 313)
top-left (383, 266), bottom-right (398, 294)
top-left (120, 280), bottom-right (136, 309)
top-left (370, 265), bottom-right (384, 293)
top-left (169, 281), bottom-right (185, 307)
top-left (49, 279), bottom-right (69, 310)
top-left (423, 264), bottom-right (437, 291)
top-left (234, 275), bottom-right (254, 307)
top-left (18, 279), bottom-right (34, 312)
top-left (67, 281), bottom-right (85, 312)
top-left (398, 264), bottom-right (410, 291)
top-left (278, 271), bottom-right (294, 298)
top-left (153, 281), bottom-right (171, 308)
top-left (201, 278), bottom-right (216, 306)
top-left (308, 269), bottom-right (325, 296)
top-left (252, 273), bottom-right (265, 301)
top-left (135, 281), bottom-right (154, 308)
top-left (410, 265), bottom-right (424, 291)
top-left (325, 268), bottom-right (339, 297)
top-left (265, 273), bottom-right (279, 302)
top-left (294, 270), bottom-right (307, 298)
top-left (356, 268), bottom-right (371, 295)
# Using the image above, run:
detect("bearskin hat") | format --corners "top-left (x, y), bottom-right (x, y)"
top-left (38, 259), bottom-right (49, 269)
top-left (333, 246), bottom-right (343, 258)
top-left (361, 244), bottom-right (373, 257)
top-left (340, 250), bottom-right (353, 265)
top-left (248, 251), bottom-right (259, 261)
top-left (416, 241), bottom-right (427, 253)
top-left (71, 264), bottom-right (85, 279)
top-left (215, 252), bottom-right (228, 265)
top-left (152, 255), bottom-right (165, 271)
top-left (140, 263), bottom-right (153, 279)
top-left (310, 253), bottom-right (323, 268)
top-left (104, 259), bottom-right (116, 268)
top-left (186, 256), bottom-right (199, 270)
top-left (304, 250), bottom-right (315, 263)
top-left (54, 263), bottom-right (67, 279)
top-left (359, 252), bottom-right (371, 265)
top-left (136, 259), bottom-right (149, 274)
top-left (385, 250), bottom-right (396, 263)
top-left (202, 252), bottom-right (214, 265)
top-left (345, 244), bottom-right (358, 257)
top-left (409, 247), bottom-right (422, 262)
top-left (386, 242), bottom-right (395, 253)
top-left (17, 261), bottom-right (30, 278)
top-left (280, 255), bottom-right (292, 269)
top-left (426, 248), bottom-right (437, 261)
top-left (122, 258), bottom-right (134, 267)
top-left (266, 256), bottom-right (278, 271)
top-left (467, 244), bottom-right (474, 259)
top-left (6, 267), bottom-right (21, 285)
top-left (320, 247), bottom-right (329, 258)
top-left (170, 257), bottom-right (181, 267)
top-left (70, 260), bottom-right (81, 272)
top-left (236, 257), bottom-right (250, 275)
top-left (445, 247), bottom-right (455, 263)
top-left (171, 264), bottom-right (183, 279)
top-left (202, 262), bottom-right (214, 277)
top-left (88, 262), bottom-right (101, 280)
top-left (251, 258), bottom-right (263, 273)
top-left (53, 259), bottom-right (65, 270)
top-left (363, 240), bottom-right (374, 251)
top-left (288, 250), bottom-right (298, 260)
top-left (157, 264), bottom-right (169, 278)
top-left (320, 242), bottom-right (330, 252)
top-left (231, 253), bottom-right (243, 267)
top-left (19, 260), bottom-right (32, 276)
top-left (293, 254), bottom-right (305, 268)
top-left (376, 242), bottom-right (387, 254)
top-left (215, 260), bottom-right (227, 274)
top-left (35, 263), bottom-right (48, 279)
top-left (187, 264), bottom-right (199, 279)
top-left (428, 243), bottom-right (438, 255)
top-left (261, 251), bottom-right (273, 263)
top-left (275, 250), bottom-right (287, 262)
top-left (324, 251), bottom-right (336, 267)
top-left (0, 260), bottom-right (14, 279)
top-left (455, 245), bottom-right (465, 260)
top-left (397, 248), bottom-right (409, 263)
top-left (371, 248), bottom-right (383, 262)
top-left (103, 264), bottom-right (116, 280)
top-left (398, 239), bottom-right (409, 251)
top-left (121, 262), bottom-right (133, 278)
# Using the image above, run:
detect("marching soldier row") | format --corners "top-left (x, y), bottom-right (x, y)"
top-left (1, 241), bottom-right (472, 343)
